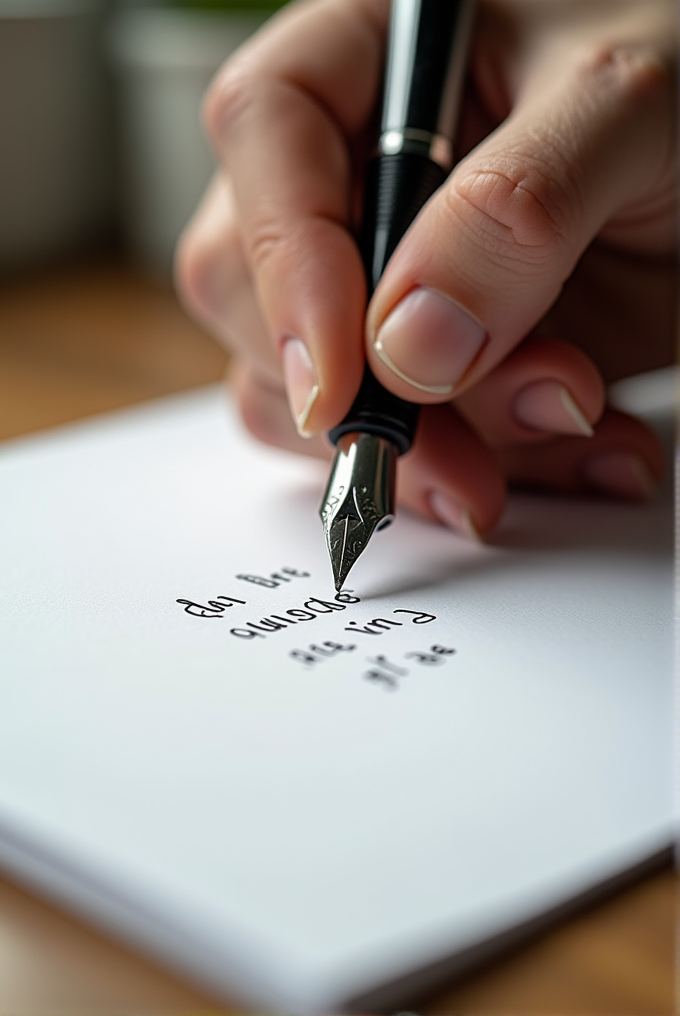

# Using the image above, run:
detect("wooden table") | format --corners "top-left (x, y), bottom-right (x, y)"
top-left (0, 258), bottom-right (675, 1015)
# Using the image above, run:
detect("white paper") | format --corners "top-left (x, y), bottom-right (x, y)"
top-left (0, 372), bottom-right (675, 1012)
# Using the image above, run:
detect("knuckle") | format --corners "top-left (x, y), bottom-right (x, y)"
top-left (450, 162), bottom-right (574, 272)
top-left (575, 44), bottom-right (669, 104)
top-left (174, 190), bottom-right (243, 324)
top-left (246, 217), bottom-right (306, 278)
top-left (247, 221), bottom-right (291, 275)
top-left (203, 59), bottom-right (258, 144)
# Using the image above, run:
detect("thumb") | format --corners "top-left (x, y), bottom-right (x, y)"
top-left (365, 45), bottom-right (673, 402)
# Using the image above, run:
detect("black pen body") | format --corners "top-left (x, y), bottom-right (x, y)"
top-left (320, 0), bottom-right (473, 590)
top-left (328, 0), bottom-right (472, 453)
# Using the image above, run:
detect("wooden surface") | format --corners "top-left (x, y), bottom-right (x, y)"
top-left (0, 258), bottom-right (675, 1015)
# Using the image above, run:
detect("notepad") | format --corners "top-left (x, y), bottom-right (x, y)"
top-left (0, 370), bottom-right (675, 1013)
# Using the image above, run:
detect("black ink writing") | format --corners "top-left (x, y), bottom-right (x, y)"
top-left (344, 618), bottom-right (403, 635)
top-left (236, 567), bottom-right (310, 588)
top-left (344, 608), bottom-right (437, 635)
top-left (364, 654), bottom-right (409, 689)
top-left (229, 591), bottom-right (361, 640)
top-left (176, 595), bottom-right (246, 618)
top-left (364, 645), bottom-right (456, 690)
top-left (289, 639), bottom-right (456, 691)
top-left (404, 645), bottom-right (456, 664)
top-left (289, 642), bottom-right (357, 667)
top-left (393, 609), bottom-right (437, 623)
top-left (176, 565), bottom-right (313, 615)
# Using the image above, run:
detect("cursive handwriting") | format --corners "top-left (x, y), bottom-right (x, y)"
top-left (344, 609), bottom-right (436, 634)
top-left (176, 595), bottom-right (246, 617)
top-left (364, 645), bottom-right (456, 689)
top-left (236, 567), bottom-right (310, 588)
top-left (289, 642), bottom-right (457, 689)
top-left (229, 590), bottom-right (361, 639)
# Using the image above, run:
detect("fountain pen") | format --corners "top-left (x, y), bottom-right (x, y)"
top-left (319, 0), bottom-right (472, 590)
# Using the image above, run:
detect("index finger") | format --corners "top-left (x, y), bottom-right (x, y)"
top-left (204, 0), bottom-right (390, 434)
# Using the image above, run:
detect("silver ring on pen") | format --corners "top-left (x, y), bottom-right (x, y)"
top-left (377, 128), bottom-right (454, 170)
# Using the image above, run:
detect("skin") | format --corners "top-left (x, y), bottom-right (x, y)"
top-left (176, 0), bottom-right (677, 538)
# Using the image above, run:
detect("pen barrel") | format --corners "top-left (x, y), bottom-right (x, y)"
top-left (328, 151), bottom-right (447, 453)
top-left (381, 0), bottom-right (471, 142)
top-left (361, 151), bottom-right (448, 293)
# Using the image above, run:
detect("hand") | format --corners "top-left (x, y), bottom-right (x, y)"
top-left (176, 0), bottom-right (677, 538)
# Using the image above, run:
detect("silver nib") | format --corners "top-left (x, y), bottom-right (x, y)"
top-left (319, 432), bottom-right (398, 591)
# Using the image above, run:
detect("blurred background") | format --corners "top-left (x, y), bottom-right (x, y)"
top-left (0, 1), bottom-right (675, 1013)
top-left (0, 0), bottom-right (289, 277)
top-left (0, 0), bottom-right (287, 444)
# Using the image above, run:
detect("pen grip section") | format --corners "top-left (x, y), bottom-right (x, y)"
top-left (329, 152), bottom-right (447, 453)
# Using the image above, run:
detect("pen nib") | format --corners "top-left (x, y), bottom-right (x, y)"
top-left (319, 433), bottom-right (397, 591)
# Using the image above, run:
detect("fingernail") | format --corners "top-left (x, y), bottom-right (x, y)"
top-left (513, 380), bottom-right (594, 436)
top-left (374, 288), bottom-right (486, 395)
top-left (281, 335), bottom-right (319, 437)
top-left (429, 491), bottom-right (484, 542)
top-left (582, 451), bottom-right (658, 500)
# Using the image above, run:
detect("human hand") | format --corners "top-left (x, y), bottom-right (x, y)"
top-left (176, 0), bottom-right (677, 538)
